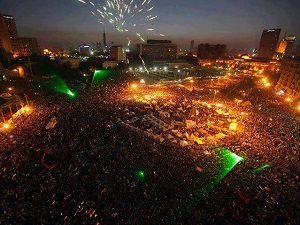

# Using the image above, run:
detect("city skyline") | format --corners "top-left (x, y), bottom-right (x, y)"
top-left (0, 0), bottom-right (300, 51)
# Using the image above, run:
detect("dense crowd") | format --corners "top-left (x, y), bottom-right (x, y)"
top-left (0, 75), bottom-right (299, 224)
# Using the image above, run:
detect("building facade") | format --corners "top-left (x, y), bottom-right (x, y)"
top-left (275, 36), bottom-right (296, 59)
top-left (0, 13), bottom-right (13, 53)
top-left (11, 37), bottom-right (38, 57)
top-left (110, 46), bottom-right (126, 62)
top-left (257, 28), bottom-right (281, 59)
top-left (275, 57), bottom-right (300, 101)
top-left (137, 40), bottom-right (178, 60)
top-left (197, 43), bottom-right (226, 59)
top-left (0, 13), bottom-right (39, 57)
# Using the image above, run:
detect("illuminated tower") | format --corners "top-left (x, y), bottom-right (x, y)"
top-left (257, 28), bottom-right (281, 59)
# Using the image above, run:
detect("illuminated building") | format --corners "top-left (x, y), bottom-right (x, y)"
top-left (110, 46), bottom-right (126, 62)
top-left (0, 13), bottom-right (39, 57)
top-left (11, 37), bottom-right (38, 57)
top-left (275, 57), bottom-right (300, 101)
top-left (137, 40), bottom-right (178, 60)
top-left (197, 43), bottom-right (226, 59)
top-left (275, 36), bottom-right (296, 59)
top-left (2, 14), bottom-right (18, 38)
top-left (257, 28), bottom-right (281, 59)
top-left (0, 13), bottom-right (13, 53)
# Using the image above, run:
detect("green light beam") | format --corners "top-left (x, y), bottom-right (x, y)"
top-left (192, 147), bottom-right (243, 205)
top-left (92, 70), bottom-right (115, 86)
top-left (245, 164), bottom-right (270, 175)
top-left (48, 76), bottom-right (76, 98)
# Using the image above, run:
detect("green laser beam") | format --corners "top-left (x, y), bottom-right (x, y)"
top-left (192, 147), bottom-right (243, 204)
top-left (245, 164), bottom-right (270, 175)
top-left (92, 70), bottom-right (115, 86)
top-left (48, 76), bottom-right (76, 98)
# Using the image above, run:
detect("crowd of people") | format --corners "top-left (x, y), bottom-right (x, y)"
top-left (0, 74), bottom-right (299, 224)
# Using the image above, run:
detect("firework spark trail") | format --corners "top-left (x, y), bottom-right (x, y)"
top-left (77, 1), bottom-right (157, 30)
top-left (139, 54), bottom-right (149, 73)
top-left (77, 0), bottom-right (87, 4)
top-left (77, 0), bottom-right (163, 42)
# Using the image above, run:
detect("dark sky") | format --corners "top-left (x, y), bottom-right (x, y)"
top-left (1, 0), bottom-right (300, 51)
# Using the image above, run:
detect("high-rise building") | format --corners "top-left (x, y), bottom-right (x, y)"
top-left (110, 46), bottom-right (126, 62)
top-left (0, 13), bottom-right (13, 53)
top-left (257, 28), bottom-right (281, 59)
top-left (11, 37), bottom-right (38, 57)
top-left (103, 30), bottom-right (107, 52)
top-left (2, 14), bottom-right (18, 38)
top-left (137, 40), bottom-right (178, 60)
top-left (197, 43), bottom-right (227, 59)
top-left (0, 13), bottom-right (39, 57)
top-left (276, 36), bottom-right (296, 59)
top-left (190, 40), bottom-right (194, 54)
top-left (275, 57), bottom-right (300, 101)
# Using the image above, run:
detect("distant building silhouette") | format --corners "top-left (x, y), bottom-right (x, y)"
top-left (197, 43), bottom-right (226, 59)
top-left (110, 46), bottom-right (126, 62)
top-left (257, 28), bottom-right (281, 59)
top-left (190, 40), bottom-right (194, 54)
top-left (78, 45), bottom-right (91, 55)
top-left (137, 40), bottom-right (178, 60)
top-left (96, 42), bottom-right (102, 52)
top-left (103, 30), bottom-right (107, 52)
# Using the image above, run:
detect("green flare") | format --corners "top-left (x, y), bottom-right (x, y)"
top-left (135, 170), bottom-right (146, 181)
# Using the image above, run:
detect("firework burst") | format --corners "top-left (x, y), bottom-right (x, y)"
top-left (77, 0), bottom-right (161, 42)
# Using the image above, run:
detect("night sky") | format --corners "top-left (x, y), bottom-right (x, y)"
top-left (1, 0), bottom-right (300, 51)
